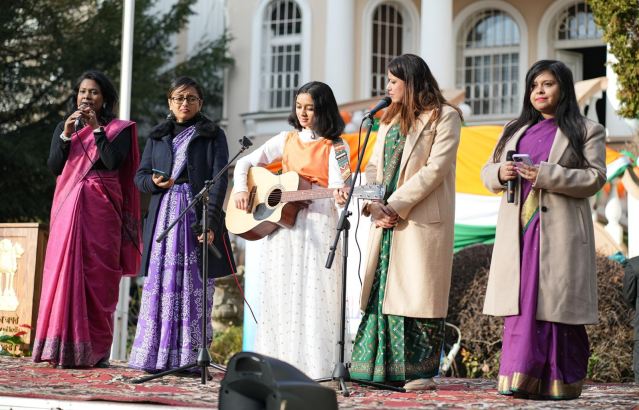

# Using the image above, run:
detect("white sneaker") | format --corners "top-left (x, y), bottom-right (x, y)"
top-left (403, 378), bottom-right (436, 391)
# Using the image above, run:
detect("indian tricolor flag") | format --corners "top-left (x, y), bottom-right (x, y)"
top-left (606, 146), bottom-right (633, 182)
top-left (453, 126), bottom-right (502, 252)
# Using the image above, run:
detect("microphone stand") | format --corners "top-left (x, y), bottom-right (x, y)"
top-left (132, 137), bottom-right (253, 385)
top-left (315, 117), bottom-right (405, 396)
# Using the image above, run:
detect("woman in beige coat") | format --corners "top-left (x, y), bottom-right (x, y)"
top-left (350, 54), bottom-right (463, 391)
top-left (481, 60), bottom-right (606, 400)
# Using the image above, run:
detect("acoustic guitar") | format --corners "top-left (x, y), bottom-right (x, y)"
top-left (226, 167), bottom-right (386, 240)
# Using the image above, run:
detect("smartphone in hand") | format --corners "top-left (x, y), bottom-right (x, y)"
top-left (512, 154), bottom-right (535, 168)
top-left (152, 168), bottom-right (170, 182)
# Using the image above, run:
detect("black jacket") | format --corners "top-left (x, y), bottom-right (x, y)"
top-left (135, 116), bottom-right (236, 278)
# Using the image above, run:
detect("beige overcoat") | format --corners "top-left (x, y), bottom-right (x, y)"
top-left (481, 119), bottom-right (606, 325)
top-left (360, 106), bottom-right (462, 319)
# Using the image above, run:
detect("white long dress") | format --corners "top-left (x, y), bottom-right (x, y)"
top-left (234, 129), bottom-right (349, 378)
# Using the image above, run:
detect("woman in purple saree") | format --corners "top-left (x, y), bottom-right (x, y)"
top-left (481, 60), bottom-right (607, 399)
top-left (128, 77), bottom-right (235, 374)
top-left (33, 71), bottom-right (141, 368)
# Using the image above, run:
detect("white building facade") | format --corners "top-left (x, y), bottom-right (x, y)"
top-left (216, 0), bottom-right (635, 144)
top-left (162, 0), bottom-right (635, 143)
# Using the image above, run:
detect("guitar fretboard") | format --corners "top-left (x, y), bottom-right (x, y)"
top-left (279, 189), bottom-right (337, 203)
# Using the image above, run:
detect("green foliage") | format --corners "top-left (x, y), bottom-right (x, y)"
top-left (588, 0), bottom-right (639, 118)
top-left (0, 334), bottom-right (26, 345)
top-left (460, 348), bottom-right (482, 378)
top-left (0, 0), bottom-right (233, 222)
top-left (458, 348), bottom-right (501, 379)
top-left (0, 327), bottom-right (31, 357)
top-left (210, 325), bottom-right (243, 365)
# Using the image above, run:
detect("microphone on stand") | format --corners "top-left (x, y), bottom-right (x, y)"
top-left (75, 102), bottom-right (89, 129)
top-left (191, 222), bottom-right (222, 260)
top-left (506, 150), bottom-right (516, 203)
top-left (191, 221), bottom-right (222, 259)
top-left (363, 97), bottom-right (392, 120)
top-left (240, 136), bottom-right (253, 148)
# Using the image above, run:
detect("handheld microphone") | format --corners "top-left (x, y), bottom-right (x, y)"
top-left (75, 102), bottom-right (89, 129)
top-left (364, 97), bottom-right (392, 119)
top-left (506, 150), bottom-right (516, 203)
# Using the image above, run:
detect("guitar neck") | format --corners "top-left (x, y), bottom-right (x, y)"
top-left (281, 188), bottom-right (336, 203)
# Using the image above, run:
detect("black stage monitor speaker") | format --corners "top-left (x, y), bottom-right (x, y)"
top-left (219, 352), bottom-right (338, 410)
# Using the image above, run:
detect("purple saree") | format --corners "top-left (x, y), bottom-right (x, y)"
top-left (128, 125), bottom-right (215, 372)
top-left (497, 118), bottom-right (590, 399)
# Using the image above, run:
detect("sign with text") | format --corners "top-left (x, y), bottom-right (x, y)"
top-left (0, 224), bottom-right (48, 355)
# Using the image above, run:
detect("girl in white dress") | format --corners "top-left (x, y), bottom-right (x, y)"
top-left (234, 81), bottom-right (350, 378)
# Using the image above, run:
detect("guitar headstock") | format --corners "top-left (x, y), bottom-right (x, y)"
top-left (352, 184), bottom-right (386, 201)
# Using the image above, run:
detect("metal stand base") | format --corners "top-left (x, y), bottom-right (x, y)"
top-left (316, 363), bottom-right (405, 397)
top-left (131, 349), bottom-right (226, 384)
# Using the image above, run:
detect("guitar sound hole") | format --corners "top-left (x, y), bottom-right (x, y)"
top-left (267, 189), bottom-right (282, 207)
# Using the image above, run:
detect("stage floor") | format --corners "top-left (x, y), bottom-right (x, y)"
top-left (0, 357), bottom-right (637, 409)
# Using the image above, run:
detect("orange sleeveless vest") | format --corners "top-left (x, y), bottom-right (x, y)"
top-left (281, 131), bottom-right (332, 187)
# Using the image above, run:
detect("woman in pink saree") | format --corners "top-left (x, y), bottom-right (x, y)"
top-left (32, 71), bottom-right (141, 368)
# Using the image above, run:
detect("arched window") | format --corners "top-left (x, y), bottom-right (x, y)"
top-left (538, 1), bottom-right (605, 83)
top-left (260, 1), bottom-right (302, 110)
top-left (361, 0), bottom-right (418, 99)
top-left (371, 4), bottom-right (404, 97)
top-left (456, 9), bottom-right (521, 118)
top-left (555, 1), bottom-right (602, 44)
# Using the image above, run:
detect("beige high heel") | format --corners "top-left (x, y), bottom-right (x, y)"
top-left (403, 378), bottom-right (436, 391)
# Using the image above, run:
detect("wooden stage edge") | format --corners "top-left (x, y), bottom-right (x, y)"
top-left (0, 396), bottom-right (202, 410)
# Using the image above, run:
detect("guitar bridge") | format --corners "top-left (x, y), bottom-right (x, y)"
top-left (246, 186), bottom-right (257, 214)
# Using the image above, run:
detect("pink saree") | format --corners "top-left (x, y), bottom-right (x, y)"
top-left (32, 120), bottom-right (141, 366)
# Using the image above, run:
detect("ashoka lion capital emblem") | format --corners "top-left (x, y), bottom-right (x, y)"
top-left (0, 239), bottom-right (24, 312)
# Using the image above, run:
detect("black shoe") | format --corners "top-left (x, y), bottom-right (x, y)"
top-left (94, 357), bottom-right (111, 368)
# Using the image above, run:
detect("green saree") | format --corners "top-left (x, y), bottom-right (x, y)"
top-left (350, 124), bottom-right (445, 382)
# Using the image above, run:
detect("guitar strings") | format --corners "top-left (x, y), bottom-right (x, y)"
top-left (268, 190), bottom-right (283, 205)
top-left (269, 187), bottom-right (351, 204)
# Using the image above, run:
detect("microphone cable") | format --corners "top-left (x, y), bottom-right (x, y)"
top-left (352, 116), bottom-right (371, 287)
top-left (222, 231), bottom-right (257, 324)
top-left (353, 96), bottom-right (391, 284)
top-left (74, 122), bottom-right (143, 257)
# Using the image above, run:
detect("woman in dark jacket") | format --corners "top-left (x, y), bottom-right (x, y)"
top-left (128, 76), bottom-right (236, 374)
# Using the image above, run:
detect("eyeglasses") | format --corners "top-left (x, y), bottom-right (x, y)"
top-left (170, 96), bottom-right (201, 105)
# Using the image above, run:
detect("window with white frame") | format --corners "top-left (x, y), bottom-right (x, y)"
top-left (456, 10), bottom-right (521, 117)
top-left (554, 1), bottom-right (602, 46)
top-left (371, 3), bottom-right (405, 97)
top-left (260, 0), bottom-right (302, 111)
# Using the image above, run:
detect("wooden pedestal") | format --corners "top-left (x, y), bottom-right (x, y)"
top-left (0, 223), bottom-right (48, 355)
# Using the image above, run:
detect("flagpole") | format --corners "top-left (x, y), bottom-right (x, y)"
top-left (111, 0), bottom-right (135, 362)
